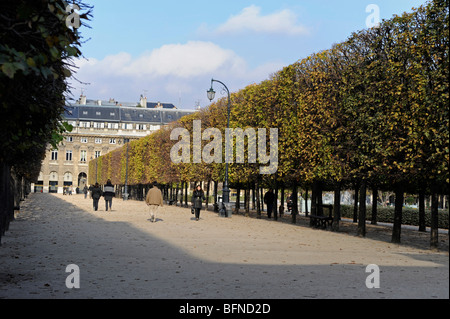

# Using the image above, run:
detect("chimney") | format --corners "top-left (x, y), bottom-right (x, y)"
top-left (140, 94), bottom-right (147, 107)
top-left (79, 94), bottom-right (87, 105)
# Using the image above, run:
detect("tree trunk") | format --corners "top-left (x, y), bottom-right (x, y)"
top-left (418, 190), bottom-right (426, 232)
top-left (273, 186), bottom-right (278, 221)
top-left (317, 181), bottom-right (323, 216)
top-left (252, 184), bottom-right (256, 210)
top-left (371, 186), bottom-right (378, 225)
top-left (245, 187), bottom-right (250, 217)
top-left (353, 183), bottom-right (359, 223)
top-left (185, 182), bottom-right (189, 207)
top-left (206, 180), bottom-right (210, 210)
top-left (235, 186), bottom-right (241, 214)
top-left (304, 187), bottom-right (309, 217)
top-left (213, 181), bottom-right (218, 211)
top-left (260, 187), bottom-right (264, 213)
top-left (357, 180), bottom-right (367, 237)
top-left (310, 180), bottom-right (319, 227)
top-left (430, 191), bottom-right (439, 249)
top-left (279, 186), bottom-right (284, 216)
top-left (179, 182), bottom-right (184, 206)
top-left (332, 183), bottom-right (341, 232)
top-left (256, 181), bottom-right (261, 219)
top-left (391, 183), bottom-right (404, 244)
top-left (291, 185), bottom-right (298, 224)
top-left (311, 180), bottom-right (318, 216)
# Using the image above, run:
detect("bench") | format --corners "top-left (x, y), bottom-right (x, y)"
top-left (309, 204), bottom-right (333, 229)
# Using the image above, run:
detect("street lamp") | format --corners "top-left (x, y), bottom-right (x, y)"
top-left (207, 78), bottom-right (231, 217)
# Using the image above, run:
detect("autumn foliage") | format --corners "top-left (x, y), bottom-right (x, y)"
top-left (91, 1), bottom-right (448, 196)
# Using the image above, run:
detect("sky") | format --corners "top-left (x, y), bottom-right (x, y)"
top-left (69, 0), bottom-right (428, 109)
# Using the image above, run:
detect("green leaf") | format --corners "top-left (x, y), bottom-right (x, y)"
top-left (26, 57), bottom-right (36, 68)
top-left (1, 63), bottom-right (16, 78)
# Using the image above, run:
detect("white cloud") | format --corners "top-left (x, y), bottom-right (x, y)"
top-left (214, 5), bottom-right (308, 36)
top-left (75, 41), bottom-right (246, 79)
top-left (69, 41), bottom-right (284, 108)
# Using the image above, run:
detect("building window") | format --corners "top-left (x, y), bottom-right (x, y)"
top-left (107, 123), bottom-right (119, 129)
top-left (96, 111), bottom-right (101, 116)
top-left (80, 150), bottom-right (87, 162)
top-left (122, 123), bottom-right (133, 130)
top-left (82, 111), bottom-right (88, 115)
top-left (137, 124), bottom-right (146, 130)
top-left (93, 122), bottom-right (105, 129)
top-left (81, 137), bottom-right (88, 143)
top-left (51, 150), bottom-right (58, 161)
top-left (80, 121), bottom-right (90, 128)
top-left (95, 151), bottom-right (101, 158)
top-left (66, 150), bottom-right (73, 161)
top-left (66, 136), bottom-right (73, 142)
top-left (95, 138), bottom-right (102, 144)
top-left (109, 138), bottom-right (116, 144)
top-left (110, 112), bottom-right (115, 116)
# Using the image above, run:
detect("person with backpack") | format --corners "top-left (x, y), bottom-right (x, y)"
top-left (103, 179), bottom-right (115, 211)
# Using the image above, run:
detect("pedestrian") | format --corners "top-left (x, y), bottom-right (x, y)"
top-left (103, 179), bottom-right (115, 211)
top-left (264, 189), bottom-right (275, 218)
top-left (91, 183), bottom-right (103, 211)
top-left (145, 181), bottom-right (164, 222)
top-left (83, 185), bottom-right (88, 199)
top-left (191, 184), bottom-right (205, 221)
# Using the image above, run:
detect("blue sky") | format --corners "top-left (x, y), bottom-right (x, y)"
top-left (70, 0), bottom-right (427, 109)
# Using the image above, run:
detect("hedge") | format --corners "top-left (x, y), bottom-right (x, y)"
top-left (340, 205), bottom-right (449, 229)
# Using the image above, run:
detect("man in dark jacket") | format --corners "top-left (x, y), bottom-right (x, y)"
top-left (191, 185), bottom-right (205, 221)
top-left (264, 189), bottom-right (275, 218)
top-left (103, 179), bottom-right (115, 211)
top-left (91, 183), bottom-right (103, 211)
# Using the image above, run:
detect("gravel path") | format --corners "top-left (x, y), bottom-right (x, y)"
top-left (0, 193), bottom-right (448, 299)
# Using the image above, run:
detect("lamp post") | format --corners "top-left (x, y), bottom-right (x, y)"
top-left (207, 78), bottom-right (231, 217)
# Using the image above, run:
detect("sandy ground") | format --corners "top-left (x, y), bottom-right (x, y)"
top-left (0, 193), bottom-right (448, 299)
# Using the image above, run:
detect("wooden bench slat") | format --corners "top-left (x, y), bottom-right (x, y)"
top-left (309, 204), bottom-right (333, 229)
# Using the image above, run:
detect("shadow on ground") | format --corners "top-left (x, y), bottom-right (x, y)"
top-left (0, 194), bottom-right (448, 299)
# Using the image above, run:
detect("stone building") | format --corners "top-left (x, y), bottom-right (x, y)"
top-left (34, 95), bottom-right (195, 193)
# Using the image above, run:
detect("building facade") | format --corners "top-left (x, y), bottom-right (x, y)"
top-left (34, 95), bottom-right (195, 193)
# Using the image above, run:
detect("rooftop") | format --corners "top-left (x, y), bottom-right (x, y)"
top-left (63, 95), bottom-right (196, 124)
top-left (69, 95), bottom-right (179, 109)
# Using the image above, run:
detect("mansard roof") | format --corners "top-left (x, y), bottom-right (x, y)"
top-left (63, 104), bottom-right (194, 124)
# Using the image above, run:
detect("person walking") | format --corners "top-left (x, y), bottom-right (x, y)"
top-left (264, 189), bottom-right (275, 218)
top-left (145, 181), bottom-right (164, 222)
top-left (103, 179), bottom-right (115, 211)
top-left (91, 183), bottom-right (103, 211)
top-left (192, 185), bottom-right (205, 221)
top-left (83, 185), bottom-right (88, 199)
